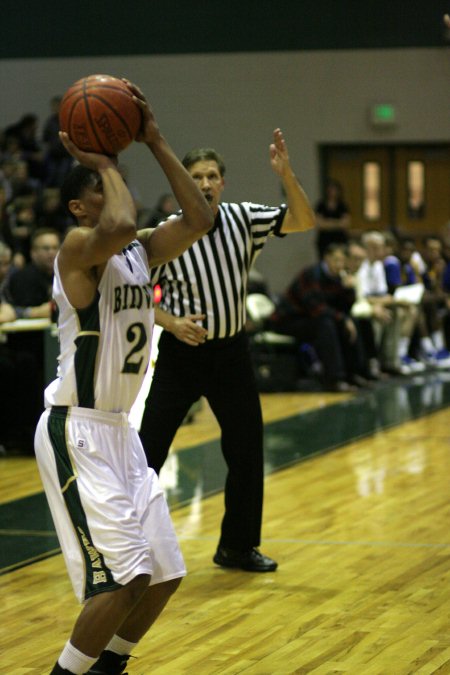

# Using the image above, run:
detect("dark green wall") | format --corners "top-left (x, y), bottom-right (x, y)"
top-left (1, 0), bottom-right (449, 59)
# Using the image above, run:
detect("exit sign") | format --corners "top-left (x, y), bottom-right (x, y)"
top-left (370, 103), bottom-right (397, 127)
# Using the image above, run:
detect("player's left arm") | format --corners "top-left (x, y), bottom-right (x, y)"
top-left (269, 128), bottom-right (315, 234)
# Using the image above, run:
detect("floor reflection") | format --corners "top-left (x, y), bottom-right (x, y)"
top-left (164, 373), bottom-right (450, 509)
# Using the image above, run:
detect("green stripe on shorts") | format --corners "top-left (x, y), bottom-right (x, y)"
top-left (47, 406), bottom-right (121, 599)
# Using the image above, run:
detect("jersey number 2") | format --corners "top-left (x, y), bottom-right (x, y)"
top-left (122, 322), bottom-right (147, 374)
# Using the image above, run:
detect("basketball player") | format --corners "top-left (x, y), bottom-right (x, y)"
top-left (36, 82), bottom-right (213, 675)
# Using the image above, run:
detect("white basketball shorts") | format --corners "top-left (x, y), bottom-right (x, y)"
top-left (35, 405), bottom-right (186, 603)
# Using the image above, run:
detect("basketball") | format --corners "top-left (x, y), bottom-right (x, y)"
top-left (59, 74), bottom-right (142, 156)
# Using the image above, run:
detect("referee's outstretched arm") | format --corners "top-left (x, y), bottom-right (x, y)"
top-left (269, 128), bottom-right (315, 234)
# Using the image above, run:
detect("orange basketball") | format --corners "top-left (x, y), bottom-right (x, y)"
top-left (59, 74), bottom-right (142, 156)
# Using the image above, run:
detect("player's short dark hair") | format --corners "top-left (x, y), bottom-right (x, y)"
top-left (61, 164), bottom-right (101, 208)
top-left (182, 148), bottom-right (226, 177)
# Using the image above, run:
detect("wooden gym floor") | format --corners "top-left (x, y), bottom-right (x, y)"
top-left (1, 372), bottom-right (450, 674)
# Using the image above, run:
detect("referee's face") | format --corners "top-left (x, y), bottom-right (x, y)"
top-left (188, 160), bottom-right (225, 215)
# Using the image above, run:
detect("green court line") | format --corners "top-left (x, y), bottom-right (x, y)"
top-left (1, 372), bottom-right (450, 575)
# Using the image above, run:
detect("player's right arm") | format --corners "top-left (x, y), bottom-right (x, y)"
top-left (57, 133), bottom-right (137, 308)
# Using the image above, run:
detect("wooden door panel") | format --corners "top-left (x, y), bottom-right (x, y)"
top-left (326, 147), bottom-right (391, 235)
top-left (324, 144), bottom-right (450, 240)
top-left (395, 146), bottom-right (450, 237)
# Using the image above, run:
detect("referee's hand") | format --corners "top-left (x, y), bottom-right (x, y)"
top-left (171, 314), bottom-right (207, 346)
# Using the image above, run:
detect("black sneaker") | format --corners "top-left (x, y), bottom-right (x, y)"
top-left (213, 546), bottom-right (278, 572)
top-left (50, 664), bottom-right (74, 674)
top-left (87, 650), bottom-right (131, 674)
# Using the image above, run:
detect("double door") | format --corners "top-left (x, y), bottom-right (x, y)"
top-left (322, 144), bottom-right (450, 237)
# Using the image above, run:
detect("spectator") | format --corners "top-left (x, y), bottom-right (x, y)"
top-left (5, 227), bottom-right (61, 450)
top-left (0, 241), bottom-right (43, 453)
top-left (9, 159), bottom-right (41, 200)
top-left (139, 192), bottom-right (177, 228)
top-left (4, 195), bottom-right (38, 265)
top-left (419, 236), bottom-right (450, 366)
top-left (42, 96), bottom-right (73, 187)
top-left (384, 236), bottom-right (417, 293)
top-left (346, 240), bottom-right (392, 379)
top-left (4, 113), bottom-right (44, 180)
top-left (0, 240), bottom-right (16, 304)
top-left (270, 243), bottom-right (369, 391)
top-left (315, 178), bottom-right (351, 259)
top-left (359, 231), bottom-right (423, 375)
top-left (36, 187), bottom-right (71, 235)
top-left (7, 227), bottom-right (59, 313)
top-left (0, 159), bottom-right (17, 202)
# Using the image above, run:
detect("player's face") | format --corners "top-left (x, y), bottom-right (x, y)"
top-left (77, 182), bottom-right (105, 223)
top-left (188, 160), bottom-right (224, 215)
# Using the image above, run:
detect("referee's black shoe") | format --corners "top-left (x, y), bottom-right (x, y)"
top-left (213, 546), bottom-right (278, 572)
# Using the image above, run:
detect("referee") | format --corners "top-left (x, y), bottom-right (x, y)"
top-left (139, 129), bottom-right (315, 572)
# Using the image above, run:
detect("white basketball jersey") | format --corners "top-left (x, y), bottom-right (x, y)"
top-left (45, 241), bottom-right (154, 414)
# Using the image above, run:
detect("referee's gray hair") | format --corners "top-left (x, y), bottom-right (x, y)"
top-left (182, 148), bottom-right (226, 177)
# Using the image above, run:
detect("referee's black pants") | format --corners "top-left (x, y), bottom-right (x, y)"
top-left (139, 330), bottom-right (264, 551)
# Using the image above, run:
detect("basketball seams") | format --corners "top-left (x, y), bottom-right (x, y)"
top-left (87, 93), bottom-right (138, 139)
top-left (60, 74), bottom-right (140, 155)
top-left (82, 79), bottom-right (110, 155)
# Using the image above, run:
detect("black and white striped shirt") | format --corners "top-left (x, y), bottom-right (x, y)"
top-left (150, 201), bottom-right (287, 339)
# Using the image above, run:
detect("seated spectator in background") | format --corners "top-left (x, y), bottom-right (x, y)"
top-left (386, 236), bottom-right (450, 369)
top-left (42, 96), bottom-right (73, 187)
top-left (314, 179), bottom-right (351, 259)
top-left (139, 192), bottom-right (178, 228)
top-left (9, 159), bottom-right (41, 201)
top-left (36, 187), bottom-right (71, 235)
top-left (442, 220), bottom-right (450, 262)
top-left (384, 236), bottom-right (417, 293)
top-left (419, 236), bottom-right (450, 366)
top-left (0, 241), bottom-right (16, 318)
top-left (4, 194), bottom-right (38, 265)
top-left (359, 230), bottom-right (422, 375)
top-left (0, 241), bottom-right (44, 453)
top-left (346, 240), bottom-right (392, 379)
top-left (269, 243), bottom-right (369, 392)
top-left (7, 226), bottom-right (60, 316)
top-left (4, 113), bottom-right (44, 180)
top-left (248, 264), bottom-right (271, 296)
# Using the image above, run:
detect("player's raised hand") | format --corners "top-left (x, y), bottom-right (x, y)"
top-left (123, 79), bottom-right (161, 145)
top-left (59, 132), bottom-right (116, 170)
top-left (269, 128), bottom-right (291, 177)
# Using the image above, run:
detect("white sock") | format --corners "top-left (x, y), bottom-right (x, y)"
top-left (432, 331), bottom-right (445, 351)
top-left (58, 640), bottom-right (97, 674)
top-left (105, 633), bottom-right (137, 656)
top-left (421, 337), bottom-right (435, 354)
top-left (397, 337), bottom-right (410, 359)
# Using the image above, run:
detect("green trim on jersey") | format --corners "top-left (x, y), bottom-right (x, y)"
top-left (47, 406), bottom-right (120, 600)
top-left (74, 293), bottom-right (101, 408)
